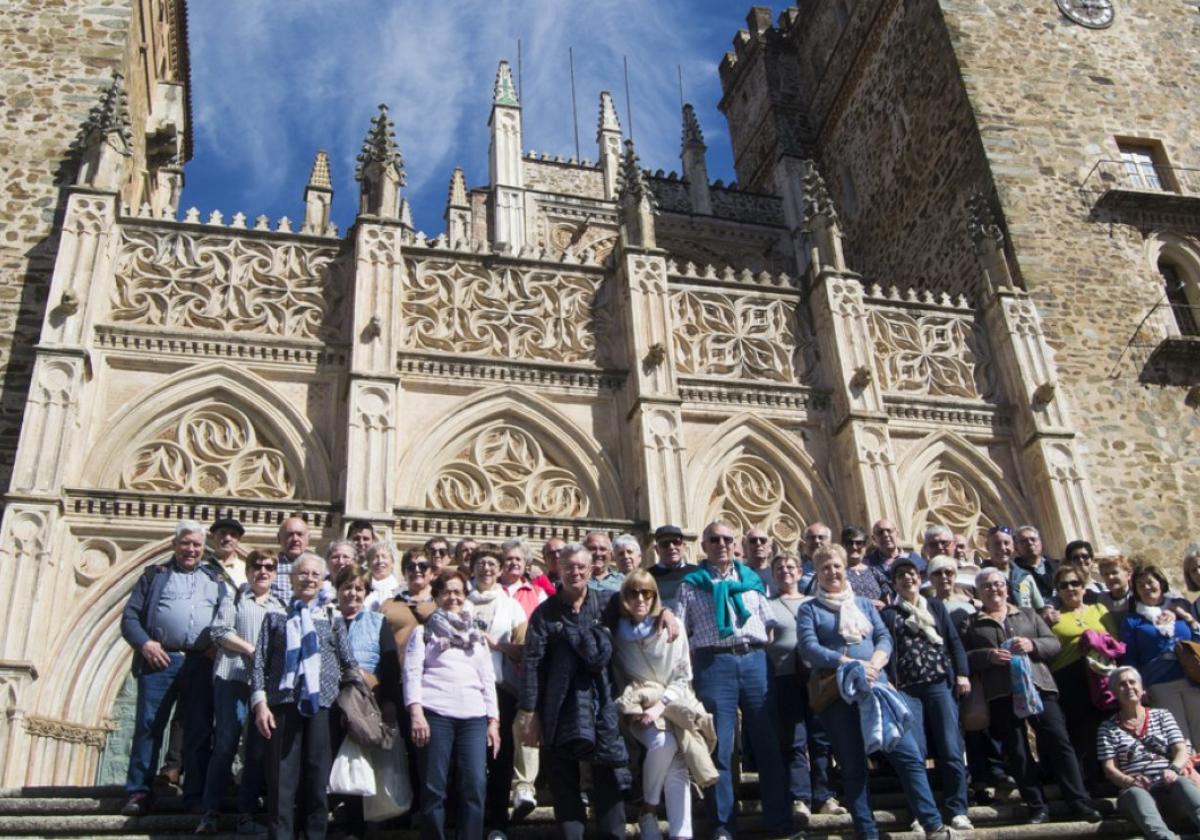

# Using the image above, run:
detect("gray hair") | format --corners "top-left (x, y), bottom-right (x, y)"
top-left (1015, 525), bottom-right (1040, 539)
top-left (560, 542), bottom-right (591, 565)
top-left (975, 567), bottom-right (1007, 590)
top-left (325, 539), bottom-right (356, 559)
top-left (500, 538), bottom-right (531, 561)
top-left (701, 520), bottom-right (734, 541)
top-left (612, 534), bottom-right (641, 554)
top-left (1108, 666), bottom-right (1142, 688)
top-left (365, 542), bottom-right (394, 564)
top-left (174, 519), bottom-right (206, 540)
top-left (293, 551), bottom-right (326, 578)
top-left (924, 525), bottom-right (953, 542)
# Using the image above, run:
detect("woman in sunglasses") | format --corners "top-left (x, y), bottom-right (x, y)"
top-left (1047, 563), bottom-right (1118, 788)
top-left (197, 549), bottom-right (286, 835)
top-left (613, 570), bottom-right (710, 840)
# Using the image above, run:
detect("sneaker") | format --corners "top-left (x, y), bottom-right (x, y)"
top-left (793, 800), bottom-right (811, 824)
top-left (950, 814), bottom-right (974, 830)
top-left (638, 812), bottom-right (662, 840)
top-left (195, 812), bottom-right (220, 835)
top-left (121, 792), bottom-right (151, 817)
top-left (713, 829), bottom-right (734, 840)
top-left (928, 828), bottom-right (960, 840)
top-left (236, 816), bottom-right (268, 836)
top-left (511, 783), bottom-right (537, 823)
top-left (910, 819), bottom-right (927, 836)
top-left (487, 832), bottom-right (508, 840)
top-left (817, 797), bottom-right (847, 816)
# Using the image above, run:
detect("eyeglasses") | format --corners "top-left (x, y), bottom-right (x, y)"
top-left (1057, 579), bottom-right (1083, 589)
top-left (252, 562), bottom-right (277, 571)
top-left (747, 536), bottom-right (769, 545)
top-left (980, 581), bottom-right (1007, 590)
top-left (429, 547), bottom-right (449, 556)
top-left (929, 568), bottom-right (956, 577)
top-left (405, 562), bottom-right (430, 574)
top-left (1070, 553), bottom-right (1092, 562)
top-left (708, 535), bottom-right (735, 545)
top-left (629, 589), bottom-right (656, 601)
top-left (657, 537), bottom-right (682, 547)
top-left (987, 525), bottom-right (1012, 536)
top-left (844, 539), bottom-right (866, 547)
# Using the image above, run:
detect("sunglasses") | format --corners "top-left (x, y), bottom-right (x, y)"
top-left (844, 538), bottom-right (866, 547)
top-left (628, 589), bottom-right (656, 601)
top-left (428, 548), bottom-right (449, 556)
top-left (405, 562), bottom-right (431, 574)
top-left (1070, 553), bottom-right (1092, 562)
top-left (747, 536), bottom-right (769, 545)
top-left (252, 562), bottom-right (277, 571)
top-left (708, 535), bottom-right (735, 545)
top-left (1057, 579), bottom-right (1083, 589)
top-left (657, 537), bottom-right (682, 547)
top-left (987, 525), bottom-right (1013, 536)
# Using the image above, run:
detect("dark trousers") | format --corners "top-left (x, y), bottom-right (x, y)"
top-left (542, 749), bottom-right (626, 840)
top-left (485, 690), bottom-right (517, 830)
top-left (267, 704), bottom-right (332, 840)
top-left (125, 652), bottom-right (213, 804)
top-left (417, 712), bottom-right (487, 840)
top-left (774, 672), bottom-right (835, 806)
top-left (1053, 658), bottom-right (1108, 790)
top-left (987, 693), bottom-right (1090, 810)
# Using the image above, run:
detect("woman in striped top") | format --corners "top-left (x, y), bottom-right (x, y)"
top-left (196, 549), bottom-right (286, 835)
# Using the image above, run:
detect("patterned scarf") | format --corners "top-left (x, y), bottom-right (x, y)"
top-left (425, 607), bottom-right (485, 652)
top-left (897, 595), bottom-right (943, 645)
top-left (1002, 638), bottom-right (1044, 719)
top-left (683, 561), bottom-right (765, 638)
top-left (280, 599), bottom-right (322, 717)
top-left (816, 585), bottom-right (873, 645)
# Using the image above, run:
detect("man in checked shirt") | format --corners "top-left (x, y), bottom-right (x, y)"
top-left (677, 520), bottom-right (793, 839)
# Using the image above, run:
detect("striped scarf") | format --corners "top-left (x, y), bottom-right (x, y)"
top-left (280, 599), bottom-right (322, 717)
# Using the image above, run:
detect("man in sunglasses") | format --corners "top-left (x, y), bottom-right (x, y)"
top-left (866, 518), bottom-right (925, 576)
top-left (744, 527), bottom-right (775, 594)
top-left (648, 525), bottom-right (695, 611)
top-left (676, 521), bottom-right (793, 839)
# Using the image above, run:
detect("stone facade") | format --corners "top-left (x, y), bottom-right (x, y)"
top-left (0, 0), bottom-right (1193, 787)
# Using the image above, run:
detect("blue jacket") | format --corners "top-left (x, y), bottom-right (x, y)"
top-left (1120, 604), bottom-right (1194, 687)
top-left (120, 560), bottom-right (228, 675)
top-left (797, 594), bottom-right (892, 676)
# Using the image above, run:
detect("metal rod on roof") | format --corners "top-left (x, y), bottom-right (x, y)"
top-left (517, 39), bottom-right (524, 138)
top-left (623, 55), bottom-right (634, 142)
top-left (678, 64), bottom-right (685, 113)
top-left (570, 47), bottom-right (581, 161)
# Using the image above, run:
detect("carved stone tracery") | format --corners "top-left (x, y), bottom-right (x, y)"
top-left (426, 424), bottom-right (590, 517)
top-left (111, 228), bottom-right (342, 340)
top-left (707, 454), bottom-right (807, 549)
top-left (912, 469), bottom-right (997, 556)
top-left (401, 259), bottom-right (612, 366)
top-left (120, 405), bottom-right (295, 499)
top-left (868, 308), bottom-right (995, 400)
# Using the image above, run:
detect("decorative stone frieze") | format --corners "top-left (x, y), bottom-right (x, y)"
top-left (705, 453), bottom-right (808, 547)
top-left (867, 307), bottom-right (996, 401)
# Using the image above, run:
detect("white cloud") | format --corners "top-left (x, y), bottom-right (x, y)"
top-left (186, 0), bottom-right (743, 233)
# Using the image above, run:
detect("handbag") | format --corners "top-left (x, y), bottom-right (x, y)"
top-left (1175, 639), bottom-right (1200, 685)
top-left (807, 668), bottom-right (840, 714)
top-left (959, 675), bottom-right (990, 731)
top-left (328, 737), bottom-right (376, 796)
top-left (362, 736), bottom-right (412, 821)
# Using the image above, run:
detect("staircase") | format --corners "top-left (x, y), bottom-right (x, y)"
top-left (0, 774), bottom-right (1153, 839)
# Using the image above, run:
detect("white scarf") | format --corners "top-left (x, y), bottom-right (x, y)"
top-left (816, 586), bottom-right (873, 645)
top-left (897, 595), bottom-right (943, 645)
top-left (1136, 602), bottom-right (1177, 638)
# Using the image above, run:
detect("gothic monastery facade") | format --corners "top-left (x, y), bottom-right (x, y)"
top-left (0, 0), bottom-right (1196, 786)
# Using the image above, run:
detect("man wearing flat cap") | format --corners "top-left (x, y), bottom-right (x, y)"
top-left (648, 524), bottom-right (695, 612)
top-left (207, 517), bottom-right (246, 588)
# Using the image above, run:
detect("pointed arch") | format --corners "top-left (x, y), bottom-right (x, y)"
top-left (82, 364), bottom-right (333, 500)
top-left (398, 389), bottom-right (624, 519)
top-left (687, 416), bottom-right (838, 550)
top-left (1146, 231), bottom-right (1200, 337)
top-left (897, 430), bottom-right (1029, 554)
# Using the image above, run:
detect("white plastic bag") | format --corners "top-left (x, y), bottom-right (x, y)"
top-left (362, 736), bottom-right (412, 821)
top-left (328, 738), bottom-right (376, 796)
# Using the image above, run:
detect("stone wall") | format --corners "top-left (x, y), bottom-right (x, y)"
top-left (942, 0), bottom-right (1200, 562)
top-left (0, 0), bottom-right (131, 493)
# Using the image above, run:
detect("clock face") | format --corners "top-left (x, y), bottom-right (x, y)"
top-left (1056, 0), bottom-right (1115, 28)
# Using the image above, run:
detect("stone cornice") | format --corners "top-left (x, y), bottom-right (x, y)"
top-left (397, 353), bottom-right (625, 393)
top-left (62, 488), bottom-right (338, 531)
top-left (882, 395), bottom-right (1011, 430)
top-left (393, 507), bottom-right (640, 544)
top-left (93, 325), bottom-right (349, 369)
top-left (678, 378), bottom-right (827, 412)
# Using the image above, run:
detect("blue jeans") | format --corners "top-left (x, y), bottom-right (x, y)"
top-left (125, 652), bottom-right (214, 803)
top-left (201, 677), bottom-right (265, 815)
top-left (416, 712), bottom-right (486, 840)
top-left (820, 697), bottom-right (943, 839)
top-left (901, 681), bottom-right (969, 817)
top-left (774, 673), bottom-right (835, 806)
top-left (693, 648), bottom-right (791, 835)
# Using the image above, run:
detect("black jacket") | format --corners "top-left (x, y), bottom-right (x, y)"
top-left (880, 596), bottom-right (969, 687)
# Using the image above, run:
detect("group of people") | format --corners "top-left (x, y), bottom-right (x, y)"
top-left (118, 511), bottom-right (1200, 840)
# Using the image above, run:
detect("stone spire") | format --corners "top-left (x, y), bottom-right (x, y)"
top-left (399, 197), bottom-right (413, 229)
top-left (597, 91), bottom-right (623, 200)
top-left (444, 167), bottom-right (471, 243)
top-left (302, 149), bottom-right (334, 235)
top-left (75, 72), bottom-right (133, 191)
top-left (356, 104), bottom-right (405, 219)
top-left (968, 189), bottom-right (1014, 290)
top-left (493, 60), bottom-right (519, 107)
top-left (680, 104), bottom-right (711, 215)
top-left (800, 161), bottom-right (845, 272)
top-left (616, 139), bottom-right (657, 249)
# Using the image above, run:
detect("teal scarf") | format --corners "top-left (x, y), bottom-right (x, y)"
top-left (683, 560), bottom-right (765, 638)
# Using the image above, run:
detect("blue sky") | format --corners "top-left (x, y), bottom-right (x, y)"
top-left (183, 1), bottom-right (755, 236)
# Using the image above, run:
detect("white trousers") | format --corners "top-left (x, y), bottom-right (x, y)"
top-left (633, 724), bottom-right (692, 839)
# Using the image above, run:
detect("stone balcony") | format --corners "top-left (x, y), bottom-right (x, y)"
top-left (1082, 159), bottom-right (1200, 215)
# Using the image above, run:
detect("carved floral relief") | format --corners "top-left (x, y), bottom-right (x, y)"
top-left (110, 228), bottom-right (342, 340)
top-left (912, 469), bottom-right (996, 556)
top-left (707, 454), bottom-right (806, 549)
top-left (671, 290), bottom-right (813, 383)
top-left (867, 309), bottom-right (995, 400)
top-left (401, 259), bottom-right (612, 366)
top-left (121, 405), bottom-right (295, 499)
top-left (426, 423), bottom-right (590, 517)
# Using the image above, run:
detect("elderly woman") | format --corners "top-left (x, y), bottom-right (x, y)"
top-left (467, 547), bottom-right (528, 835)
top-left (1047, 562), bottom-right (1117, 787)
top-left (767, 552), bottom-right (840, 821)
top-left (499, 538), bottom-right (548, 620)
top-left (405, 569), bottom-right (501, 840)
top-left (252, 553), bottom-right (359, 839)
top-left (1120, 563), bottom-right (1200, 749)
top-left (363, 542), bottom-right (402, 611)
top-left (960, 567), bottom-right (1100, 823)
top-left (613, 570), bottom-right (706, 840)
top-left (1098, 553), bottom-right (1135, 617)
top-left (1098, 666), bottom-right (1200, 839)
top-left (840, 527), bottom-right (889, 609)
top-left (613, 534), bottom-right (643, 576)
top-left (880, 556), bottom-right (973, 831)
top-left (1062, 540), bottom-right (1104, 599)
top-left (196, 550), bottom-right (286, 835)
top-left (797, 546), bottom-right (953, 840)
top-left (321, 539), bottom-right (359, 600)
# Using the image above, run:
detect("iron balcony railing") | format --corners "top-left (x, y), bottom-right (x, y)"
top-left (1082, 160), bottom-right (1200, 205)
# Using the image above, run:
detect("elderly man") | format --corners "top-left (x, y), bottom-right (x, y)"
top-left (799, 523), bottom-right (834, 594)
top-left (1013, 525), bottom-right (1057, 600)
top-left (678, 520), bottom-right (792, 839)
top-left (535, 536), bottom-right (565, 595)
top-left (922, 525), bottom-right (955, 563)
top-left (270, 514), bottom-right (310, 603)
top-left (953, 534), bottom-right (972, 566)
top-left (453, 537), bottom-right (479, 568)
top-left (585, 531), bottom-right (623, 593)
top-left (648, 525), bottom-right (694, 611)
top-left (207, 517), bottom-right (246, 587)
top-left (345, 519), bottom-right (376, 559)
top-left (518, 544), bottom-right (629, 840)
top-left (866, 518), bottom-right (925, 575)
top-left (743, 527), bottom-right (774, 594)
top-left (612, 534), bottom-right (642, 576)
top-left (119, 520), bottom-right (228, 816)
